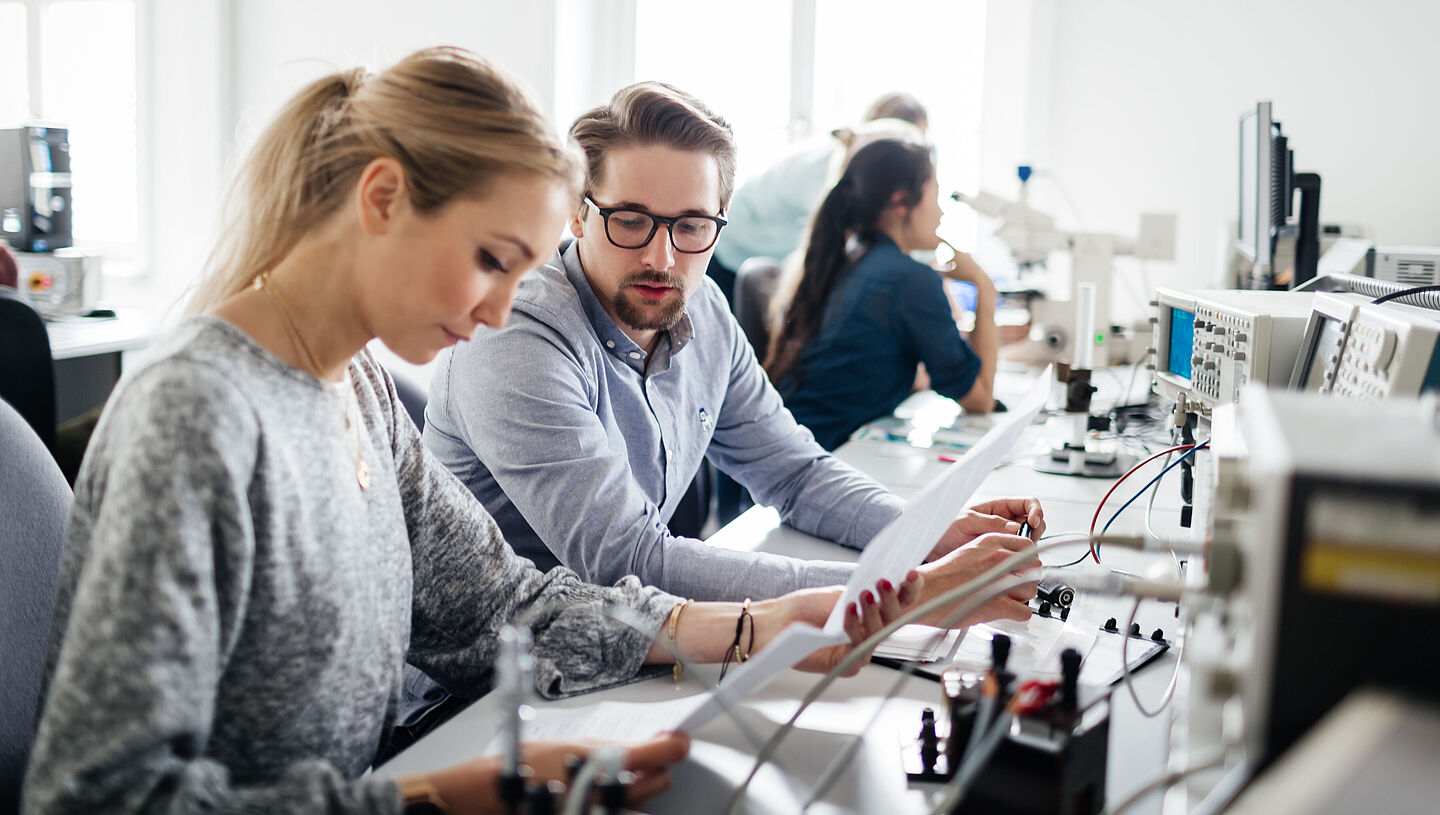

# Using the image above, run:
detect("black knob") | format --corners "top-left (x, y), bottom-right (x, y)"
top-left (1104, 617), bottom-right (1118, 632)
top-left (1129, 623), bottom-right (1142, 637)
top-left (990, 634), bottom-right (1012, 673)
top-left (1038, 600), bottom-right (1052, 617)
top-left (1152, 628), bottom-right (1167, 643)
top-left (1060, 606), bottom-right (1071, 621)
top-left (1060, 648), bottom-right (1082, 709)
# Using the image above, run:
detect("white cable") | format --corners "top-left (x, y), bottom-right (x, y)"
top-left (560, 745), bottom-right (625, 815)
top-left (1120, 597), bottom-right (1188, 719)
top-left (722, 541), bottom-right (1071, 815)
top-left (1102, 751), bottom-right (1231, 815)
top-left (926, 711), bottom-right (1014, 815)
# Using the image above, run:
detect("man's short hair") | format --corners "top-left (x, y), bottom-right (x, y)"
top-left (569, 82), bottom-right (738, 211)
top-left (862, 92), bottom-right (928, 129)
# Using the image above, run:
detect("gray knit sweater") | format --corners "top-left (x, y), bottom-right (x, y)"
top-left (23, 318), bottom-right (676, 815)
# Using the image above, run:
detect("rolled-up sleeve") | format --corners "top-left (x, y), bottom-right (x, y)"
top-left (432, 312), bottom-right (857, 602)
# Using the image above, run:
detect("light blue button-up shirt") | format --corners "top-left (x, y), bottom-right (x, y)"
top-left (422, 241), bottom-right (904, 602)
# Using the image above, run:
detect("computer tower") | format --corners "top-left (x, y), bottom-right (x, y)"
top-left (0, 126), bottom-right (73, 252)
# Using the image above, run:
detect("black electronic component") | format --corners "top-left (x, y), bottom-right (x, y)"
top-left (905, 646), bottom-right (1110, 814)
top-left (920, 708), bottom-right (941, 775)
top-left (523, 781), bottom-right (563, 815)
top-left (599, 771), bottom-right (635, 815)
top-left (1037, 580), bottom-right (1076, 608)
top-left (497, 770), bottom-right (527, 815)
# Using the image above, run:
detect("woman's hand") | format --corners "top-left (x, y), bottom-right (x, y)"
top-left (915, 532), bottom-right (1039, 627)
top-left (939, 250), bottom-right (997, 293)
top-left (418, 732), bottom-right (690, 814)
top-left (752, 571), bottom-right (925, 677)
top-left (928, 497), bottom-right (1045, 561)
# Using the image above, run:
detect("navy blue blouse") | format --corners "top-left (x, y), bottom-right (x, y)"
top-left (778, 235), bottom-right (981, 450)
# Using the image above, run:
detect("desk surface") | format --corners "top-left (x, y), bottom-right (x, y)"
top-left (379, 367), bottom-right (1194, 814)
top-left (45, 310), bottom-right (154, 360)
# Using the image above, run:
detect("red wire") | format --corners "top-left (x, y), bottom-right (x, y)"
top-left (1087, 443), bottom-right (1197, 563)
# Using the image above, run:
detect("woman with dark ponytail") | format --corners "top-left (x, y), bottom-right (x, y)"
top-left (765, 138), bottom-right (997, 450)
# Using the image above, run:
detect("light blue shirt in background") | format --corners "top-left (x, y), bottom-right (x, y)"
top-left (422, 241), bottom-right (904, 602)
top-left (712, 140), bottom-right (836, 271)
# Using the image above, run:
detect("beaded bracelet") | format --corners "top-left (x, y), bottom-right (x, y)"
top-left (719, 598), bottom-right (754, 681)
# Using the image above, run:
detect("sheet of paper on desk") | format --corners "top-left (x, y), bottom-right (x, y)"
top-left (872, 624), bottom-right (963, 662)
top-left (823, 366), bottom-right (1053, 636)
top-left (481, 696), bottom-right (710, 754)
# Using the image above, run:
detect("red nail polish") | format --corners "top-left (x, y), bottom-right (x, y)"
top-left (879, 579), bottom-right (894, 593)
top-left (862, 590), bottom-right (876, 605)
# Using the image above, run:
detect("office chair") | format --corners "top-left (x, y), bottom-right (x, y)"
top-left (733, 256), bottom-right (784, 362)
top-left (0, 399), bottom-right (72, 815)
top-left (0, 288), bottom-right (57, 452)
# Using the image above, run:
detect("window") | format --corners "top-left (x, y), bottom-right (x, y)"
top-left (633, 0), bottom-right (794, 180)
top-left (1, 0), bottom-right (139, 259)
top-left (633, 0), bottom-right (987, 248)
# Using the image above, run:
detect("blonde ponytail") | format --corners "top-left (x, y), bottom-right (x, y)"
top-left (187, 47), bottom-right (579, 313)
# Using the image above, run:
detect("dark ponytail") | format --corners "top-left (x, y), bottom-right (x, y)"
top-left (764, 138), bottom-right (933, 387)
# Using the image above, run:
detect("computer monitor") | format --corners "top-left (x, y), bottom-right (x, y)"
top-left (1237, 101), bottom-right (1322, 289)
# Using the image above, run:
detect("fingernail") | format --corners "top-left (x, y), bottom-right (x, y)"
top-left (862, 590), bottom-right (875, 605)
top-left (848, 602), bottom-right (860, 618)
top-left (879, 579), bottom-right (894, 593)
top-left (907, 569), bottom-right (920, 582)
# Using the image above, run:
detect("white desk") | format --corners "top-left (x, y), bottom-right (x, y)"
top-left (44, 310), bottom-right (153, 423)
top-left (379, 369), bottom-right (1196, 814)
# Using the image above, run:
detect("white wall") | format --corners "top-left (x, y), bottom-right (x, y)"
top-left (230, 0), bottom-right (559, 155)
top-left (980, 0), bottom-right (1440, 322)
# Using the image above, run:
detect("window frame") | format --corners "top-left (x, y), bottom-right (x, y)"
top-left (5, 0), bottom-right (148, 274)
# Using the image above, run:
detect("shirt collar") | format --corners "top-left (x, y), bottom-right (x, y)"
top-left (559, 241), bottom-right (696, 373)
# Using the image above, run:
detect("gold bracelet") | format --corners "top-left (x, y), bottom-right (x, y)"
top-left (398, 776), bottom-right (450, 814)
top-left (669, 598), bottom-right (693, 683)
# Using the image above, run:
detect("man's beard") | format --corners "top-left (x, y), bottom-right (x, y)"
top-left (612, 271), bottom-right (688, 332)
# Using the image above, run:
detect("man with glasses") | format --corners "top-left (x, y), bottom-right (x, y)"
top-left (417, 80), bottom-right (1042, 614)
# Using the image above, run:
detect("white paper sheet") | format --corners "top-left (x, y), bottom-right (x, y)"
top-left (822, 367), bottom-right (1053, 634)
top-left (675, 367), bottom-right (1053, 734)
top-left (678, 623), bottom-right (840, 731)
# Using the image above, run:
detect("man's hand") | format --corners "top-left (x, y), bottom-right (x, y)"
top-left (915, 532), bottom-right (1039, 627)
top-left (928, 497), bottom-right (1045, 561)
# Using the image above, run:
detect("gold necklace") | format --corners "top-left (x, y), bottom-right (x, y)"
top-left (254, 272), bottom-right (371, 490)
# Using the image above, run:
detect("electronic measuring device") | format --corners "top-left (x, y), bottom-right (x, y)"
top-left (1149, 288), bottom-right (1315, 418)
top-left (1288, 291), bottom-right (1440, 399)
top-left (1205, 388), bottom-right (1440, 770)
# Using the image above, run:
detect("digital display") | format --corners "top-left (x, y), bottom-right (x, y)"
top-left (1168, 308), bottom-right (1195, 380)
top-left (1301, 316), bottom-right (1346, 391)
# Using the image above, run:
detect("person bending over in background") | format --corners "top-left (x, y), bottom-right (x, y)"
top-left (765, 138), bottom-right (998, 451)
top-left (706, 91), bottom-right (930, 305)
top-left (22, 48), bottom-right (926, 815)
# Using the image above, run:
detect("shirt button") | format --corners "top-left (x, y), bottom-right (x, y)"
top-left (628, 351), bottom-right (642, 360)
top-left (605, 340), bottom-right (615, 349)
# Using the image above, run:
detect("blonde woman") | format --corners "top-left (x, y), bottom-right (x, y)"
top-left (22, 48), bottom-right (923, 815)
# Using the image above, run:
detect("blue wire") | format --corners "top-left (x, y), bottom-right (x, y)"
top-left (1100, 440), bottom-right (1210, 537)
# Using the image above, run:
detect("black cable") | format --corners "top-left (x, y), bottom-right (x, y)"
top-left (1370, 284), bottom-right (1440, 305)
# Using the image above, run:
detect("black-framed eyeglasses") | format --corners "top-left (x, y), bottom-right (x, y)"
top-left (584, 196), bottom-right (728, 254)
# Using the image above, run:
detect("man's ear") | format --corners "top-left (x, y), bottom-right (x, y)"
top-left (356, 158), bottom-right (406, 235)
top-left (569, 202), bottom-right (588, 239)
